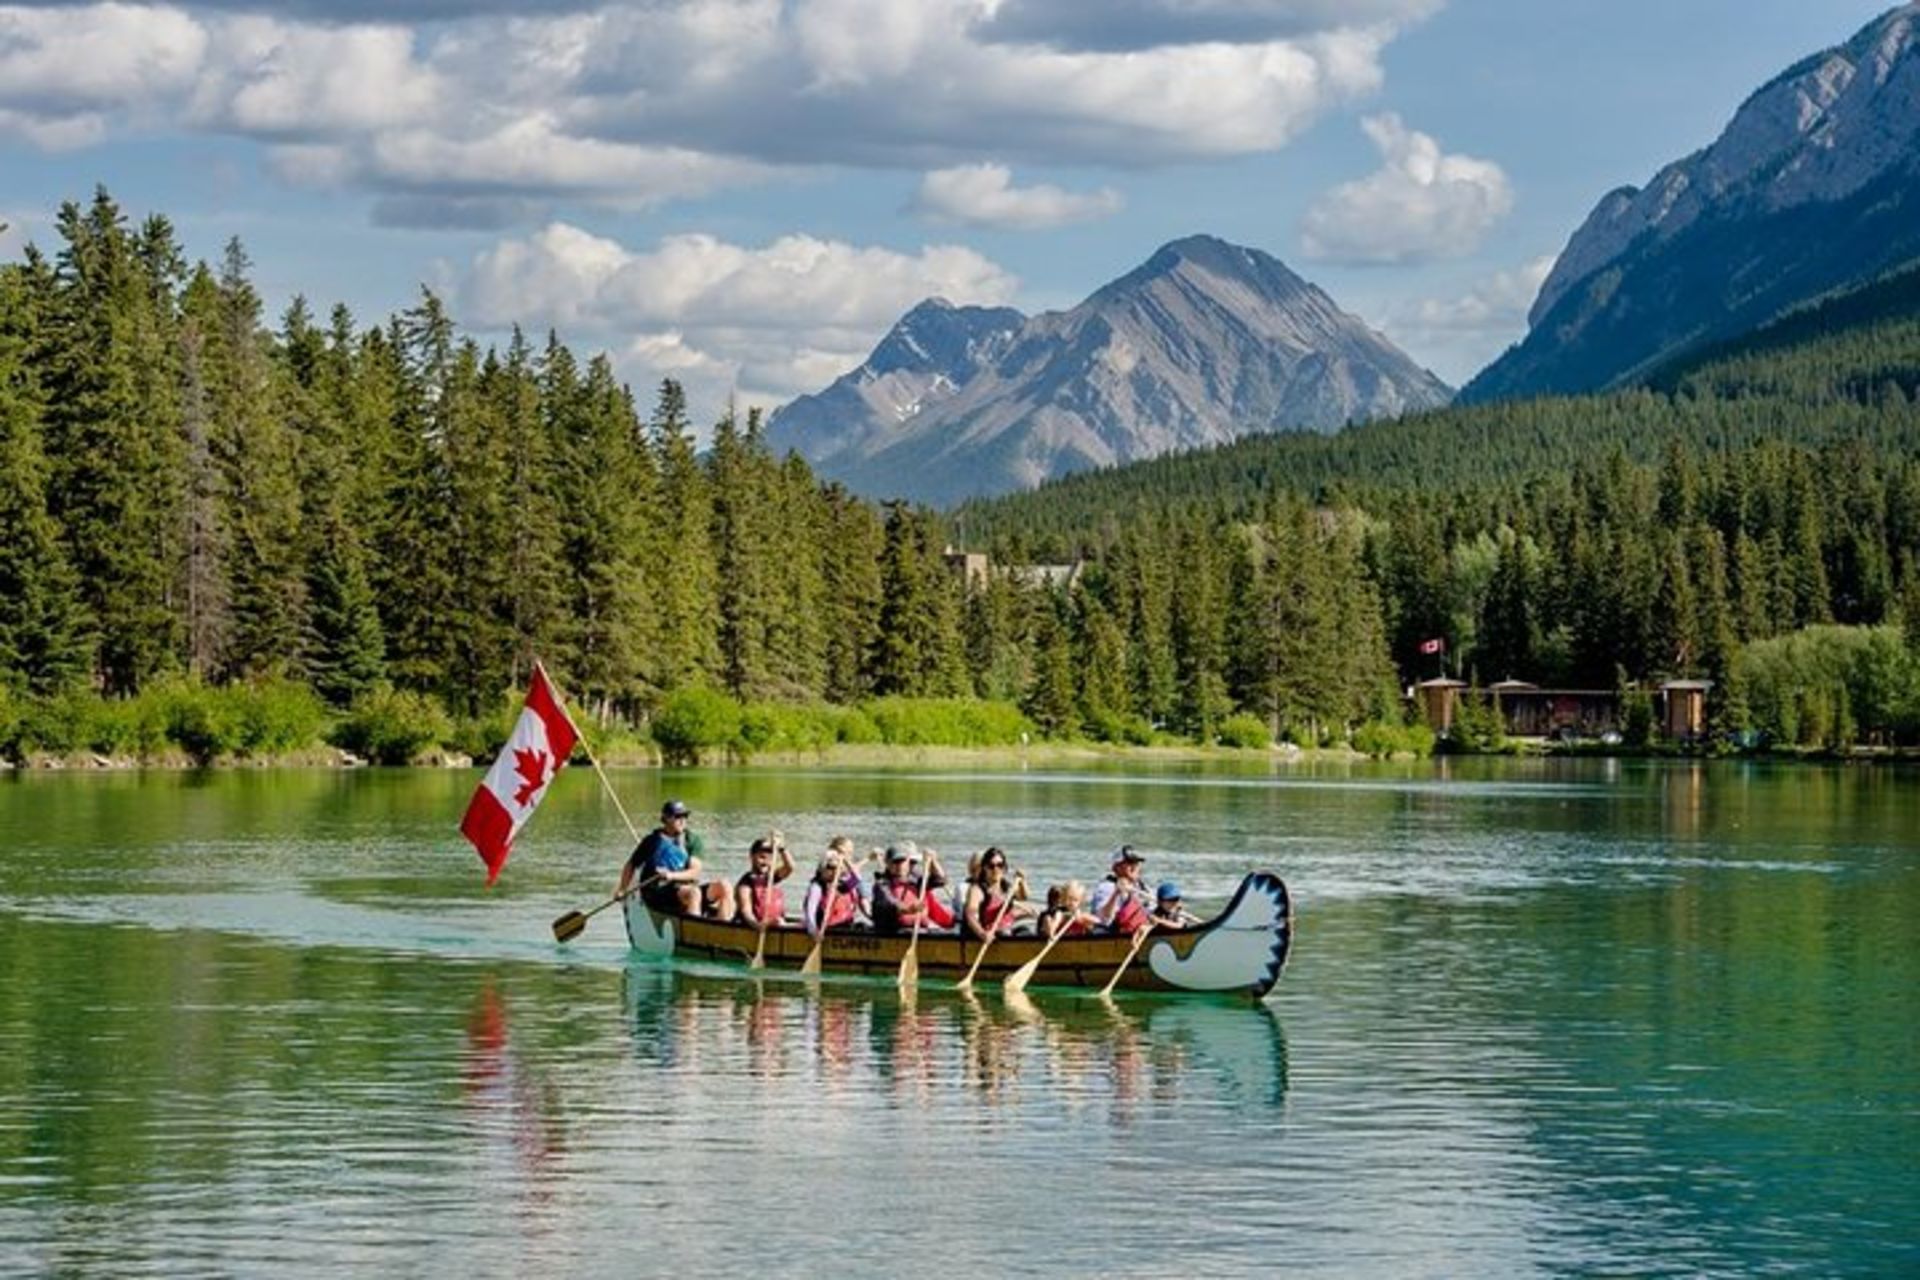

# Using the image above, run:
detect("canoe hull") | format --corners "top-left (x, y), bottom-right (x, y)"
top-left (623, 871), bottom-right (1293, 997)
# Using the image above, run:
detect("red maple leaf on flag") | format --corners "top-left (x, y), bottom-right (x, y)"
top-left (511, 747), bottom-right (551, 808)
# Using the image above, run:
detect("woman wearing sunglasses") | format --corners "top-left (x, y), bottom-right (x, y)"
top-left (962, 846), bottom-right (1034, 941)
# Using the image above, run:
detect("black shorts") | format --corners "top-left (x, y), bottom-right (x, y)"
top-left (640, 879), bottom-right (686, 913)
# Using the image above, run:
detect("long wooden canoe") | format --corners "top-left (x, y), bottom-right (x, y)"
top-left (624, 871), bottom-right (1294, 997)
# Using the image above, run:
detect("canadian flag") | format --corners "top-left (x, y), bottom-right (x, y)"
top-left (460, 663), bottom-right (580, 885)
top-left (1418, 637), bottom-right (1445, 655)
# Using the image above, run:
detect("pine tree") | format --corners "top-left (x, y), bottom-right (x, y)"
top-left (1476, 528), bottom-right (1538, 681)
top-left (209, 240), bottom-right (309, 679)
top-left (377, 291), bottom-right (461, 695)
top-left (818, 483), bottom-right (882, 703)
top-left (870, 501), bottom-right (934, 696)
top-left (558, 354), bottom-right (651, 717)
top-left (0, 264), bottom-right (92, 693)
top-left (41, 190), bottom-right (186, 692)
top-left (709, 407), bottom-right (773, 697)
top-left (1171, 521), bottom-right (1231, 741)
top-left (1075, 591), bottom-right (1131, 730)
top-left (1022, 593), bottom-right (1079, 737)
top-left (177, 265), bottom-right (229, 677)
top-left (767, 449), bottom-right (829, 698)
top-left (645, 379), bottom-right (718, 694)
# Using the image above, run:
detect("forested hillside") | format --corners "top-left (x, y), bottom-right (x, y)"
top-left (5, 189), bottom-right (1920, 761)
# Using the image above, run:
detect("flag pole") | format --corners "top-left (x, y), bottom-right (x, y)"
top-left (540, 662), bottom-right (641, 845)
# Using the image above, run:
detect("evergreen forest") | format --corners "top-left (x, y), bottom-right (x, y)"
top-left (6, 189), bottom-right (1920, 763)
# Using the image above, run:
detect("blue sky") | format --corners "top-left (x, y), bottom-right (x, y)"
top-left (0, 0), bottom-right (1898, 422)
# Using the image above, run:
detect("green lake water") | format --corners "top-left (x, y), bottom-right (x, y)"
top-left (1, 759), bottom-right (1916, 1276)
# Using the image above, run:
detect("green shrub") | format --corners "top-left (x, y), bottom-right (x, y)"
top-left (1446, 689), bottom-right (1509, 754)
top-left (1352, 718), bottom-right (1436, 758)
top-left (159, 681), bottom-right (245, 764)
top-left (233, 679), bottom-right (328, 755)
top-left (0, 687), bottom-right (17, 761)
top-left (1217, 713), bottom-right (1271, 750)
top-left (331, 685), bottom-right (453, 765)
top-left (14, 688), bottom-right (96, 756)
top-left (451, 694), bottom-right (521, 762)
top-left (835, 707), bottom-right (882, 745)
top-left (734, 702), bottom-right (841, 758)
top-left (651, 686), bottom-right (741, 764)
top-left (1622, 688), bottom-right (1655, 748)
top-left (1085, 709), bottom-right (1156, 745)
top-left (1738, 624), bottom-right (1920, 748)
top-left (860, 697), bottom-right (1033, 747)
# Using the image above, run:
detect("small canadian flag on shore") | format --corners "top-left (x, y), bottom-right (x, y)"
top-left (460, 663), bottom-right (580, 885)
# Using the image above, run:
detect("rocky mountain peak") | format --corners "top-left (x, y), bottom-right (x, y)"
top-left (767, 235), bottom-right (1451, 504)
top-left (1530, 3), bottom-right (1920, 327)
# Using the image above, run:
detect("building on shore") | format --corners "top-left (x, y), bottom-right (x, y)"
top-left (1412, 678), bottom-right (1714, 743)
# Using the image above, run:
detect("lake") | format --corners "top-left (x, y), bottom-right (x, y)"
top-left (1, 759), bottom-right (1916, 1276)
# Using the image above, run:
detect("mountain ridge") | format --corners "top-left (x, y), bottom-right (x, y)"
top-left (768, 234), bottom-right (1451, 505)
top-left (1467, 3), bottom-right (1920, 401)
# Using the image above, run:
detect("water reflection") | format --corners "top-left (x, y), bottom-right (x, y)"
top-left (460, 982), bottom-right (567, 1196)
top-left (619, 965), bottom-right (1288, 1127)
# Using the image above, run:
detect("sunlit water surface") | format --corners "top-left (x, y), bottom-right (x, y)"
top-left (1, 759), bottom-right (1916, 1276)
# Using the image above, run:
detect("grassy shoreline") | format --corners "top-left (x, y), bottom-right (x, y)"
top-left (0, 738), bottom-right (1351, 772)
top-left (8, 738), bottom-right (1917, 771)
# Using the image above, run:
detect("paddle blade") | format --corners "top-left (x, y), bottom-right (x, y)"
top-left (1004, 953), bottom-right (1041, 994)
top-left (552, 911), bottom-right (589, 943)
top-left (897, 947), bottom-right (919, 990)
top-left (799, 938), bottom-right (824, 976)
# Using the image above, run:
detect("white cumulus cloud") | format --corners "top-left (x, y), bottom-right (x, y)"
top-left (1380, 254), bottom-right (1554, 382)
top-left (1299, 112), bottom-right (1512, 263)
top-left (0, 2), bottom-right (205, 141)
top-left (0, 0), bottom-right (1418, 224)
top-left (912, 163), bottom-right (1122, 230)
top-left (459, 222), bottom-right (1020, 409)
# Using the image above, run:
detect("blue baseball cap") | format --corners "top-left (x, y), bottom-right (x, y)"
top-left (1156, 881), bottom-right (1182, 902)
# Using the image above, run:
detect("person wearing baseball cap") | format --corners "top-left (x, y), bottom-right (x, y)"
top-left (734, 832), bottom-right (794, 927)
top-left (1089, 844), bottom-right (1151, 933)
top-left (617, 799), bottom-right (708, 915)
top-left (873, 841), bottom-right (944, 935)
top-left (1153, 881), bottom-right (1199, 928)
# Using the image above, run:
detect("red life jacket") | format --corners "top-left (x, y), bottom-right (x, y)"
top-left (738, 871), bottom-right (784, 924)
top-left (812, 879), bottom-right (858, 930)
top-left (982, 888), bottom-right (1018, 934)
top-left (1107, 879), bottom-right (1150, 934)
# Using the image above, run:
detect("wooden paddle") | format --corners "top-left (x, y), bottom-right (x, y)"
top-left (896, 849), bottom-right (938, 990)
top-left (748, 830), bottom-right (783, 970)
top-left (1004, 910), bottom-right (1075, 995)
top-left (799, 852), bottom-right (850, 977)
top-left (955, 894), bottom-right (1011, 993)
top-left (551, 878), bottom-right (645, 943)
top-left (1097, 921), bottom-right (1156, 999)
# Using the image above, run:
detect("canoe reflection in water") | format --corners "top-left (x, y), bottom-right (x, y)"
top-left (620, 966), bottom-right (1288, 1122)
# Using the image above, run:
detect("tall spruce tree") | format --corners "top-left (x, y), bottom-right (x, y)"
top-left (377, 291), bottom-right (461, 696)
top-left (0, 264), bottom-right (92, 693)
top-left (818, 483), bottom-right (882, 704)
top-left (41, 190), bottom-right (185, 692)
top-left (558, 354), bottom-right (651, 717)
top-left (646, 379), bottom-right (718, 694)
top-left (210, 240), bottom-right (308, 679)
